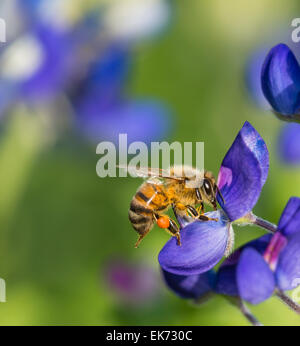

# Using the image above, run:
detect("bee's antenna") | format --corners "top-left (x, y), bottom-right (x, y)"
top-left (216, 185), bottom-right (225, 205)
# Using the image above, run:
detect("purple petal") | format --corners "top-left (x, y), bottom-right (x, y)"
top-left (217, 121), bottom-right (269, 221)
top-left (215, 263), bottom-right (239, 297)
top-left (276, 232), bottom-right (300, 291)
top-left (278, 123), bottom-right (300, 165)
top-left (261, 43), bottom-right (300, 116)
top-left (158, 211), bottom-right (229, 275)
top-left (237, 248), bottom-right (275, 304)
top-left (105, 259), bottom-right (159, 305)
top-left (77, 44), bottom-right (131, 105)
top-left (76, 99), bottom-right (172, 144)
top-left (215, 235), bottom-right (272, 297)
top-left (278, 197), bottom-right (300, 236)
top-left (161, 268), bottom-right (215, 300)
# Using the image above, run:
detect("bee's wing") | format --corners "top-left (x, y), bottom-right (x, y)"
top-left (117, 165), bottom-right (185, 181)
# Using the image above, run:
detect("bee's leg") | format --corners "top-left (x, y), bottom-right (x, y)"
top-left (135, 235), bottom-right (145, 248)
top-left (174, 202), bottom-right (191, 218)
top-left (134, 228), bottom-right (152, 248)
top-left (155, 213), bottom-right (181, 246)
top-left (198, 214), bottom-right (218, 222)
top-left (186, 205), bottom-right (198, 218)
top-left (168, 218), bottom-right (181, 246)
top-left (186, 205), bottom-right (218, 222)
top-left (197, 202), bottom-right (204, 215)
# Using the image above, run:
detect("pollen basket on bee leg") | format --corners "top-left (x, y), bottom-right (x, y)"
top-left (157, 216), bottom-right (170, 229)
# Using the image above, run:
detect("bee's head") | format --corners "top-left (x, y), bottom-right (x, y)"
top-left (203, 178), bottom-right (217, 210)
top-left (195, 175), bottom-right (225, 210)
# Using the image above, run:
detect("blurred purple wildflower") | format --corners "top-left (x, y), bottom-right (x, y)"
top-left (0, 2), bottom-right (173, 145)
top-left (104, 259), bottom-right (160, 306)
top-left (0, 15), bottom-right (101, 113)
top-left (73, 43), bottom-right (172, 144)
top-left (159, 121), bottom-right (269, 275)
top-left (278, 123), bottom-right (300, 165)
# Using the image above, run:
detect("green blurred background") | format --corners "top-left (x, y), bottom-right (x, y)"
top-left (0, 0), bottom-right (300, 325)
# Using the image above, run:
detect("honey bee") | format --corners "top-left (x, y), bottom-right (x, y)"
top-left (120, 165), bottom-right (224, 248)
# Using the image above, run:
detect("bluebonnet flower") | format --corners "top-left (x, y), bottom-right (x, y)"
top-left (0, 18), bottom-right (99, 111)
top-left (70, 43), bottom-right (131, 110)
top-left (261, 43), bottom-right (300, 121)
top-left (73, 43), bottom-right (172, 144)
top-left (245, 43), bottom-right (300, 165)
top-left (216, 197), bottom-right (300, 304)
top-left (0, 1), bottom-right (173, 146)
top-left (158, 121), bottom-right (269, 275)
top-left (160, 198), bottom-right (300, 325)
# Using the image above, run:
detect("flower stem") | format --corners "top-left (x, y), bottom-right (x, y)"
top-left (276, 290), bottom-right (300, 314)
top-left (238, 299), bottom-right (263, 326)
top-left (225, 296), bottom-right (263, 326)
top-left (252, 215), bottom-right (277, 234)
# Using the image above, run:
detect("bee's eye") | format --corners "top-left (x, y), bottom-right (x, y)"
top-left (203, 180), bottom-right (212, 195)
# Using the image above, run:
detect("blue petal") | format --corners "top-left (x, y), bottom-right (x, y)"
top-left (215, 263), bottom-right (239, 297)
top-left (217, 121), bottom-right (269, 221)
top-left (278, 197), bottom-right (300, 236)
top-left (158, 211), bottom-right (229, 275)
top-left (261, 43), bottom-right (300, 116)
top-left (276, 232), bottom-right (300, 291)
top-left (161, 268), bottom-right (215, 299)
top-left (215, 235), bottom-right (272, 297)
top-left (237, 248), bottom-right (275, 304)
top-left (83, 44), bottom-right (131, 100)
top-left (75, 99), bottom-right (172, 144)
top-left (71, 44), bottom-right (131, 112)
top-left (278, 123), bottom-right (300, 165)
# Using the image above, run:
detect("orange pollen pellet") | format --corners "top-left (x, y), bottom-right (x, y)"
top-left (157, 216), bottom-right (170, 229)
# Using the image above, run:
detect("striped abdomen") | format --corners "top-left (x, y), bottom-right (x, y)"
top-left (129, 182), bottom-right (169, 240)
